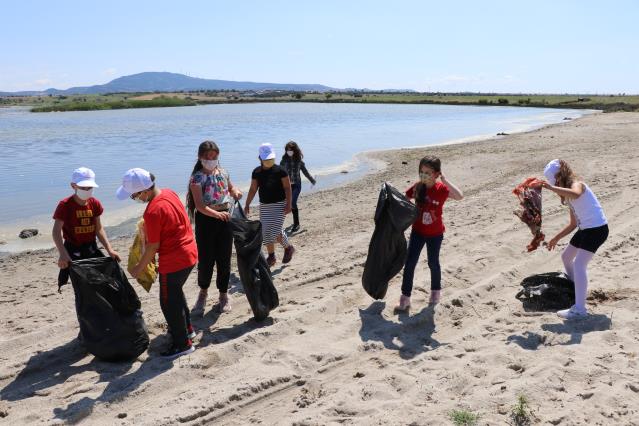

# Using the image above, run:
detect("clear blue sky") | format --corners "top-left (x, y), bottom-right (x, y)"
top-left (1, 0), bottom-right (637, 93)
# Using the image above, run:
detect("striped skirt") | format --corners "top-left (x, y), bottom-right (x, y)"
top-left (259, 201), bottom-right (290, 246)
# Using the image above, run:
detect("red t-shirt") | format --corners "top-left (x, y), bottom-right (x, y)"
top-left (53, 196), bottom-right (104, 246)
top-left (144, 189), bottom-right (198, 274)
top-left (406, 182), bottom-right (449, 236)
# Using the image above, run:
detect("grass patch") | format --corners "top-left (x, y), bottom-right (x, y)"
top-left (449, 408), bottom-right (480, 426)
top-left (511, 394), bottom-right (534, 425)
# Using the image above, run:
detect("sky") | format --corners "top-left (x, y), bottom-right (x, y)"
top-left (1, 0), bottom-right (638, 94)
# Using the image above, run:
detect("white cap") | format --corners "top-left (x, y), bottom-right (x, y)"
top-left (544, 159), bottom-right (561, 186)
top-left (116, 168), bottom-right (153, 200)
top-left (258, 143), bottom-right (276, 160)
top-left (72, 167), bottom-right (99, 188)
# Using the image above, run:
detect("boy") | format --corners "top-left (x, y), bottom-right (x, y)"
top-left (53, 167), bottom-right (120, 291)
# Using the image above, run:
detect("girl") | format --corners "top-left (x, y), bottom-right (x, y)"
top-left (244, 143), bottom-right (295, 267)
top-left (280, 140), bottom-right (316, 232)
top-left (542, 159), bottom-right (608, 319)
top-left (187, 141), bottom-right (242, 315)
top-left (396, 156), bottom-right (463, 311)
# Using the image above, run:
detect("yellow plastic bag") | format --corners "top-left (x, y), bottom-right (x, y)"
top-left (128, 219), bottom-right (157, 292)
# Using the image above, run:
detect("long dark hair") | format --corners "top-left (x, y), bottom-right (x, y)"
top-left (186, 140), bottom-right (220, 220)
top-left (282, 140), bottom-right (303, 162)
top-left (415, 155), bottom-right (441, 205)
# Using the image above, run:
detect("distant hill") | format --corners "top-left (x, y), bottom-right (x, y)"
top-left (1, 72), bottom-right (337, 95)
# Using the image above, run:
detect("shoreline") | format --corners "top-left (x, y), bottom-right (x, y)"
top-left (0, 108), bottom-right (594, 256)
top-left (1, 112), bottom-right (638, 424)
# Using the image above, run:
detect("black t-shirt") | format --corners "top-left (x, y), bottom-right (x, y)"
top-left (252, 165), bottom-right (288, 203)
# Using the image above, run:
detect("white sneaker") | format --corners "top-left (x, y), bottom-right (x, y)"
top-left (557, 305), bottom-right (588, 320)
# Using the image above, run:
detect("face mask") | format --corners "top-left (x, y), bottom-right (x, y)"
top-left (133, 193), bottom-right (147, 204)
top-left (201, 159), bottom-right (218, 170)
top-left (76, 188), bottom-right (93, 200)
top-left (419, 172), bottom-right (435, 185)
top-left (262, 159), bottom-right (275, 168)
top-left (286, 150), bottom-right (294, 157)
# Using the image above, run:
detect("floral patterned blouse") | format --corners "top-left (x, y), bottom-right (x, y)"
top-left (190, 169), bottom-right (231, 206)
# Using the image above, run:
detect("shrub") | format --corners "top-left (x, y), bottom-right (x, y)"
top-left (498, 98), bottom-right (509, 104)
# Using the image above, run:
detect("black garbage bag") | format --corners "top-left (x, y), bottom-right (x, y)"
top-left (362, 182), bottom-right (419, 299)
top-left (69, 257), bottom-right (149, 361)
top-left (230, 203), bottom-right (279, 321)
top-left (515, 272), bottom-right (575, 311)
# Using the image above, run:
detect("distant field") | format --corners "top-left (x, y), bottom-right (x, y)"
top-left (2, 91), bottom-right (638, 112)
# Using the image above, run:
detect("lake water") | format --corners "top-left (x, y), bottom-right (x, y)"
top-left (0, 102), bottom-right (590, 252)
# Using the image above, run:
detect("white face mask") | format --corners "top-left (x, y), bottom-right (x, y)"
top-left (133, 193), bottom-right (147, 204)
top-left (286, 150), bottom-right (294, 157)
top-left (76, 188), bottom-right (93, 200)
top-left (201, 159), bottom-right (219, 170)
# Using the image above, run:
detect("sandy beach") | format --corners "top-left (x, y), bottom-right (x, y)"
top-left (1, 112), bottom-right (638, 425)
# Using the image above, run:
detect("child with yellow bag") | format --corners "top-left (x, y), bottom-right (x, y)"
top-left (128, 219), bottom-right (157, 292)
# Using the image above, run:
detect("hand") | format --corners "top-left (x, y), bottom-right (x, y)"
top-left (244, 205), bottom-right (250, 215)
top-left (128, 264), bottom-right (142, 279)
top-left (107, 249), bottom-right (121, 262)
top-left (215, 211), bottom-right (230, 222)
top-left (312, 176), bottom-right (317, 187)
top-left (58, 254), bottom-right (71, 269)
top-left (232, 189), bottom-right (243, 200)
top-left (546, 236), bottom-right (560, 251)
top-left (439, 171), bottom-right (446, 182)
top-left (284, 203), bottom-right (292, 215)
top-left (540, 181), bottom-right (553, 190)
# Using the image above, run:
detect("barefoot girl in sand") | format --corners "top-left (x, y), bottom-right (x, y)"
top-left (244, 143), bottom-right (295, 267)
top-left (187, 141), bottom-right (242, 316)
top-left (279, 141), bottom-right (316, 232)
top-left (542, 159), bottom-right (609, 320)
top-left (396, 156), bottom-right (463, 311)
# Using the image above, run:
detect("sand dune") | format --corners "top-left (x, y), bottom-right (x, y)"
top-left (1, 112), bottom-right (638, 425)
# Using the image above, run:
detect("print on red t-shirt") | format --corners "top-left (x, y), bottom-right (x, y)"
top-left (406, 182), bottom-right (449, 236)
top-left (53, 196), bottom-right (104, 246)
top-left (143, 189), bottom-right (198, 274)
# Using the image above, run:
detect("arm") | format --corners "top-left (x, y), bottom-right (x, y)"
top-left (542, 181), bottom-right (584, 200)
top-left (228, 178), bottom-right (243, 201)
top-left (282, 176), bottom-right (292, 214)
top-left (244, 179), bottom-right (259, 215)
top-left (190, 183), bottom-right (230, 221)
top-left (128, 242), bottom-right (160, 278)
top-left (300, 161), bottom-right (316, 185)
top-left (440, 172), bottom-right (463, 201)
top-left (95, 216), bottom-right (121, 261)
top-left (52, 219), bottom-right (71, 268)
top-left (546, 208), bottom-right (578, 251)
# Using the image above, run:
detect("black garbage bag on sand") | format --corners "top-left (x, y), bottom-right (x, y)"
top-left (515, 272), bottom-right (575, 311)
top-left (69, 257), bottom-right (149, 361)
top-left (362, 182), bottom-right (419, 300)
top-left (230, 203), bottom-right (279, 321)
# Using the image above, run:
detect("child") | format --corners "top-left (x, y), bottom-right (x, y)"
top-left (396, 156), bottom-right (463, 311)
top-left (280, 140), bottom-right (316, 232)
top-left (120, 168), bottom-right (198, 359)
top-left (186, 141), bottom-right (242, 316)
top-left (542, 159), bottom-right (609, 319)
top-left (53, 167), bottom-right (120, 291)
top-left (244, 143), bottom-right (295, 267)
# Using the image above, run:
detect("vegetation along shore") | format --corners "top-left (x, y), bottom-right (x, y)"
top-left (2, 91), bottom-right (639, 113)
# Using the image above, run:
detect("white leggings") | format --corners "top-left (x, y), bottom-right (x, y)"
top-left (561, 244), bottom-right (595, 311)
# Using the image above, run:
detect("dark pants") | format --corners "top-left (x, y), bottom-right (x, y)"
top-left (401, 232), bottom-right (444, 297)
top-left (195, 211), bottom-right (233, 292)
top-left (291, 183), bottom-right (302, 210)
top-left (58, 240), bottom-right (104, 288)
top-left (160, 265), bottom-right (194, 348)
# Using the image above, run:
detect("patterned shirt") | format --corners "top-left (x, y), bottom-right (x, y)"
top-left (190, 169), bottom-right (231, 206)
top-left (280, 157), bottom-right (315, 186)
